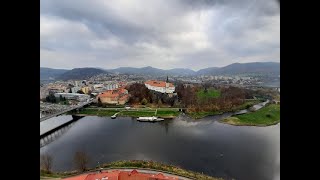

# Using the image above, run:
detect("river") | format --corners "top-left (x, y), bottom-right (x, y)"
top-left (40, 111), bottom-right (279, 180)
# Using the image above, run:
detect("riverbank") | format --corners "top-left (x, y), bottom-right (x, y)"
top-left (222, 104), bottom-right (280, 126)
top-left (72, 99), bottom-right (262, 120)
top-left (40, 160), bottom-right (222, 180)
top-left (75, 108), bottom-right (181, 118)
top-left (186, 100), bottom-right (262, 119)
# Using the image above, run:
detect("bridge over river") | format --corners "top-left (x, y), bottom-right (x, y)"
top-left (40, 100), bottom-right (92, 122)
top-left (40, 100), bottom-right (93, 147)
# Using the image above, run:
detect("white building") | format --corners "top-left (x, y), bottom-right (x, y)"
top-left (71, 87), bottom-right (81, 93)
top-left (105, 83), bottom-right (119, 90)
top-left (144, 78), bottom-right (175, 94)
top-left (54, 93), bottom-right (90, 102)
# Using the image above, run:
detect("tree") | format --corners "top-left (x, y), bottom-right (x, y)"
top-left (204, 87), bottom-right (208, 93)
top-left (77, 90), bottom-right (85, 94)
top-left (59, 95), bottom-right (64, 102)
top-left (73, 151), bottom-right (90, 172)
top-left (40, 153), bottom-right (53, 172)
top-left (141, 98), bottom-right (148, 105)
top-left (97, 97), bottom-right (102, 107)
top-left (45, 94), bottom-right (56, 103)
top-left (158, 99), bottom-right (162, 107)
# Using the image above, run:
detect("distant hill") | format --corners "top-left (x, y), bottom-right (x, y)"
top-left (196, 67), bottom-right (219, 75)
top-left (167, 68), bottom-right (196, 76)
top-left (43, 62), bottom-right (280, 80)
top-left (197, 62), bottom-right (280, 75)
top-left (215, 62), bottom-right (279, 75)
top-left (107, 62), bottom-right (279, 76)
top-left (40, 67), bottom-right (68, 80)
top-left (57, 68), bottom-right (106, 80)
top-left (108, 66), bottom-right (196, 76)
top-left (108, 66), bottom-right (165, 76)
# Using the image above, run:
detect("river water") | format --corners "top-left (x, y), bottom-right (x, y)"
top-left (40, 113), bottom-right (279, 180)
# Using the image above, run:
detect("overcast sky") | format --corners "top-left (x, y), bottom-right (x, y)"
top-left (40, 0), bottom-right (279, 71)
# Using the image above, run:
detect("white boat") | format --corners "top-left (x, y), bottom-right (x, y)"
top-left (137, 116), bottom-right (164, 122)
top-left (137, 109), bottom-right (164, 122)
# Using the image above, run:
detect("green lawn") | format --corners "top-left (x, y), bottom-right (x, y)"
top-left (120, 110), bottom-right (180, 118)
top-left (229, 100), bottom-right (261, 112)
top-left (196, 88), bottom-right (221, 100)
top-left (187, 111), bottom-right (223, 119)
top-left (77, 109), bottom-right (119, 116)
top-left (223, 104), bottom-right (280, 126)
top-left (76, 108), bottom-right (181, 118)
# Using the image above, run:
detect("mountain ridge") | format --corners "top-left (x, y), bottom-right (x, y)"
top-left (41, 62), bottom-right (279, 80)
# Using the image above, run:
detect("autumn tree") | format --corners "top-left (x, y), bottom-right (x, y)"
top-left (73, 151), bottom-right (90, 172)
top-left (141, 98), bottom-right (148, 105)
top-left (40, 153), bottom-right (53, 172)
top-left (77, 90), bottom-right (85, 94)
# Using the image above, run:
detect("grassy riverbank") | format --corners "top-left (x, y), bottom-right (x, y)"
top-left (40, 160), bottom-right (222, 180)
top-left (75, 99), bottom-right (261, 119)
top-left (76, 108), bottom-right (181, 118)
top-left (40, 170), bottom-right (65, 179)
top-left (222, 104), bottom-right (280, 126)
top-left (187, 100), bottom-right (261, 119)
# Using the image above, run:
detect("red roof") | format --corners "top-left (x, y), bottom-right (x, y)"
top-left (145, 80), bottom-right (174, 88)
top-left (119, 94), bottom-right (129, 101)
top-left (98, 88), bottom-right (128, 98)
top-left (62, 170), bottom-right (177, 180)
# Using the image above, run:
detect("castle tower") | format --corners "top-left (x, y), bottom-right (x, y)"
top-left (165, 76), bottom-right (169, 93)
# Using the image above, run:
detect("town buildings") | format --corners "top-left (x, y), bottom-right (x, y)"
top-left (81, 86), bottom-right (91, 94)
top-left (54, 93), bottom-right (90, 102)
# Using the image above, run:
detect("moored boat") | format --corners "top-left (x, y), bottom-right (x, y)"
top-left (137, 116), bottom-right (164, 122)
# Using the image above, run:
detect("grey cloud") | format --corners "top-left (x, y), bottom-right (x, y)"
top-left (40, 0), bottom-right (279, 70)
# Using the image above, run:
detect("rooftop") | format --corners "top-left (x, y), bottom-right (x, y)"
top-left (98, 88), bottom-right (128, 98)
top-left (62, 170), bottom-right (178, 180)
top-left (145, 80), bottom-right (174, 88)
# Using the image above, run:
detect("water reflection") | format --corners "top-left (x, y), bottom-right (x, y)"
top-left (40, 122), bottom-right (75, 148)
top-left (40, 115), bottom-right (279, 180)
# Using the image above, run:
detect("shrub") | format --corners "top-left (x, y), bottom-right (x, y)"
top-left (141, 98), bottom-right (148, 105)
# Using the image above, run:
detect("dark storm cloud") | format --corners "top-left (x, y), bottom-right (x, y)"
top-left (40, 0), bottom-right (279, 70)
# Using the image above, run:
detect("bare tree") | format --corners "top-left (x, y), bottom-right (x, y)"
top-left (73, 151), bottom-right (90, 172)
top-left (40, 153), bottom-right (53, 172)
